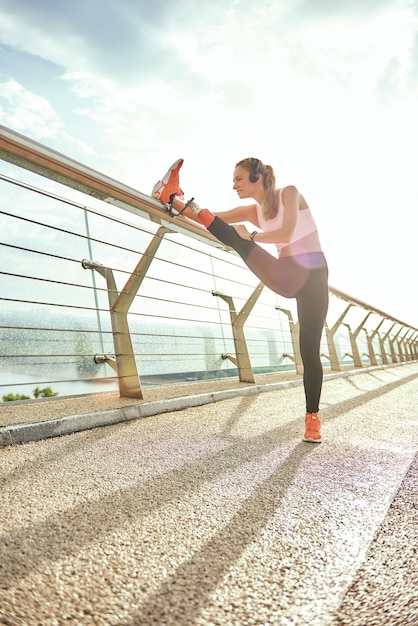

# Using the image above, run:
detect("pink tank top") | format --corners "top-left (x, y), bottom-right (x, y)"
top-left (256, 188), bottom-right (320, 253)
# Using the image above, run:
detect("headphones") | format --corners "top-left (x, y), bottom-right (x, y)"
top-left (249, 159), bottom-right (261, 183)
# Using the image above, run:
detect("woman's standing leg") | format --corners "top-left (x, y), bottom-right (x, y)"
top-left (296, 266), bottom-right (329, 441)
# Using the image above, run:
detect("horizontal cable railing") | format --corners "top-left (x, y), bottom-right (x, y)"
top-left (0, 125), bottom-right (416, 403)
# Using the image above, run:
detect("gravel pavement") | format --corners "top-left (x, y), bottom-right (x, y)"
top-left (0, 363), bottom-right (417, 626)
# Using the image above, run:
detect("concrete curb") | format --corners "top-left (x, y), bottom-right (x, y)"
top-left (0, 363), bottom-right (411, 447)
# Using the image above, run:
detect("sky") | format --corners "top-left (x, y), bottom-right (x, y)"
top-left (0, 0), bottom-right (417, 327)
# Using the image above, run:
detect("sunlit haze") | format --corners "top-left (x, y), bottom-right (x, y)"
top-left (0, 0), bottom-right (417, 325)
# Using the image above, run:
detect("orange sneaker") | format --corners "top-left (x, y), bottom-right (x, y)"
top-left (152, 158), bottom-right (184, 203)
top-left (303, 412), bottom-right (322, 443)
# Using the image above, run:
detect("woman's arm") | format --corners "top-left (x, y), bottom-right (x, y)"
top-left (234, 186), bottom-right (300, 243)
top-left (214, 203), bottom-right (259, 227)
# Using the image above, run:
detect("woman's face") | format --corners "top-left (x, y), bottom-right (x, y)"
top-left (232, 165), bottom-right (253, 199)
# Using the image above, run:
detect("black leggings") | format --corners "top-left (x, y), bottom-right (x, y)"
top-left (208, 217), bottom-right (329, 413)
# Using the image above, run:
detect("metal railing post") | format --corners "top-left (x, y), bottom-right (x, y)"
top-left (350, 311), bottom-right (372, 367)
top-left (410, 331), bottom-right (418, 359)
top-left (393, 326), bottom-right (406, 362)
top-left (365, 318), bottom-right (385, 366)
top-left (381, 322), bottom-right (397, 363)
top-left (376, 321), bottom-right (389, 365)
top-left (412, 331), bottom-right (418, 359)
top-left (325, 304), bottom-right (352, 371)
top-left (82, 226), bottom-right (172, 398)
top-left (276, 307), bottom-right (303, 374)
top-left (401, 328), bottom-right (414, 361)
top-left (212, 281), bottom-right (264, 383)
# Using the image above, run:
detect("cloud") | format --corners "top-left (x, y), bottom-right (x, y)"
top-left (281, 2), bottom-right (418, 112)
top-left (0, 78), bottom-right (60, 138)
top-left (376, 58), bottom-right (403, 103)
top-left (0, 0), bottom-right (206, 85)
top-left (215, 81), bottom-right (255, 110)
top-left (405, 30), bottom-right (418, 89)
top-left (287, 0), bottom-right (398, 21)
top-left (0, 77), bottom-right (97, 162)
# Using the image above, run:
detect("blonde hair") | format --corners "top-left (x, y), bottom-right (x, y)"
top-left (235, 157), bottom-right (278, 219)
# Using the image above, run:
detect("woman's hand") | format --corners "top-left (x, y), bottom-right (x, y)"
top-left (233, 223), bottom-right (251, 239)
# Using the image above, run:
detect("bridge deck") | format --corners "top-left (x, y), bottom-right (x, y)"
top-left (0, 362), bottom-right (417, 625)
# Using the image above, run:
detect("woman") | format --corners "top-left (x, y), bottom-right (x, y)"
top-left (152, 157), bottom-right (329, 442)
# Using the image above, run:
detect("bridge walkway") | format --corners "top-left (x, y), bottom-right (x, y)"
top-left (0, 363), bottom-right (417, 625)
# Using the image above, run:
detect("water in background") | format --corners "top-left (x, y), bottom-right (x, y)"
top-left (0, 369), bottom-right (119, 400)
